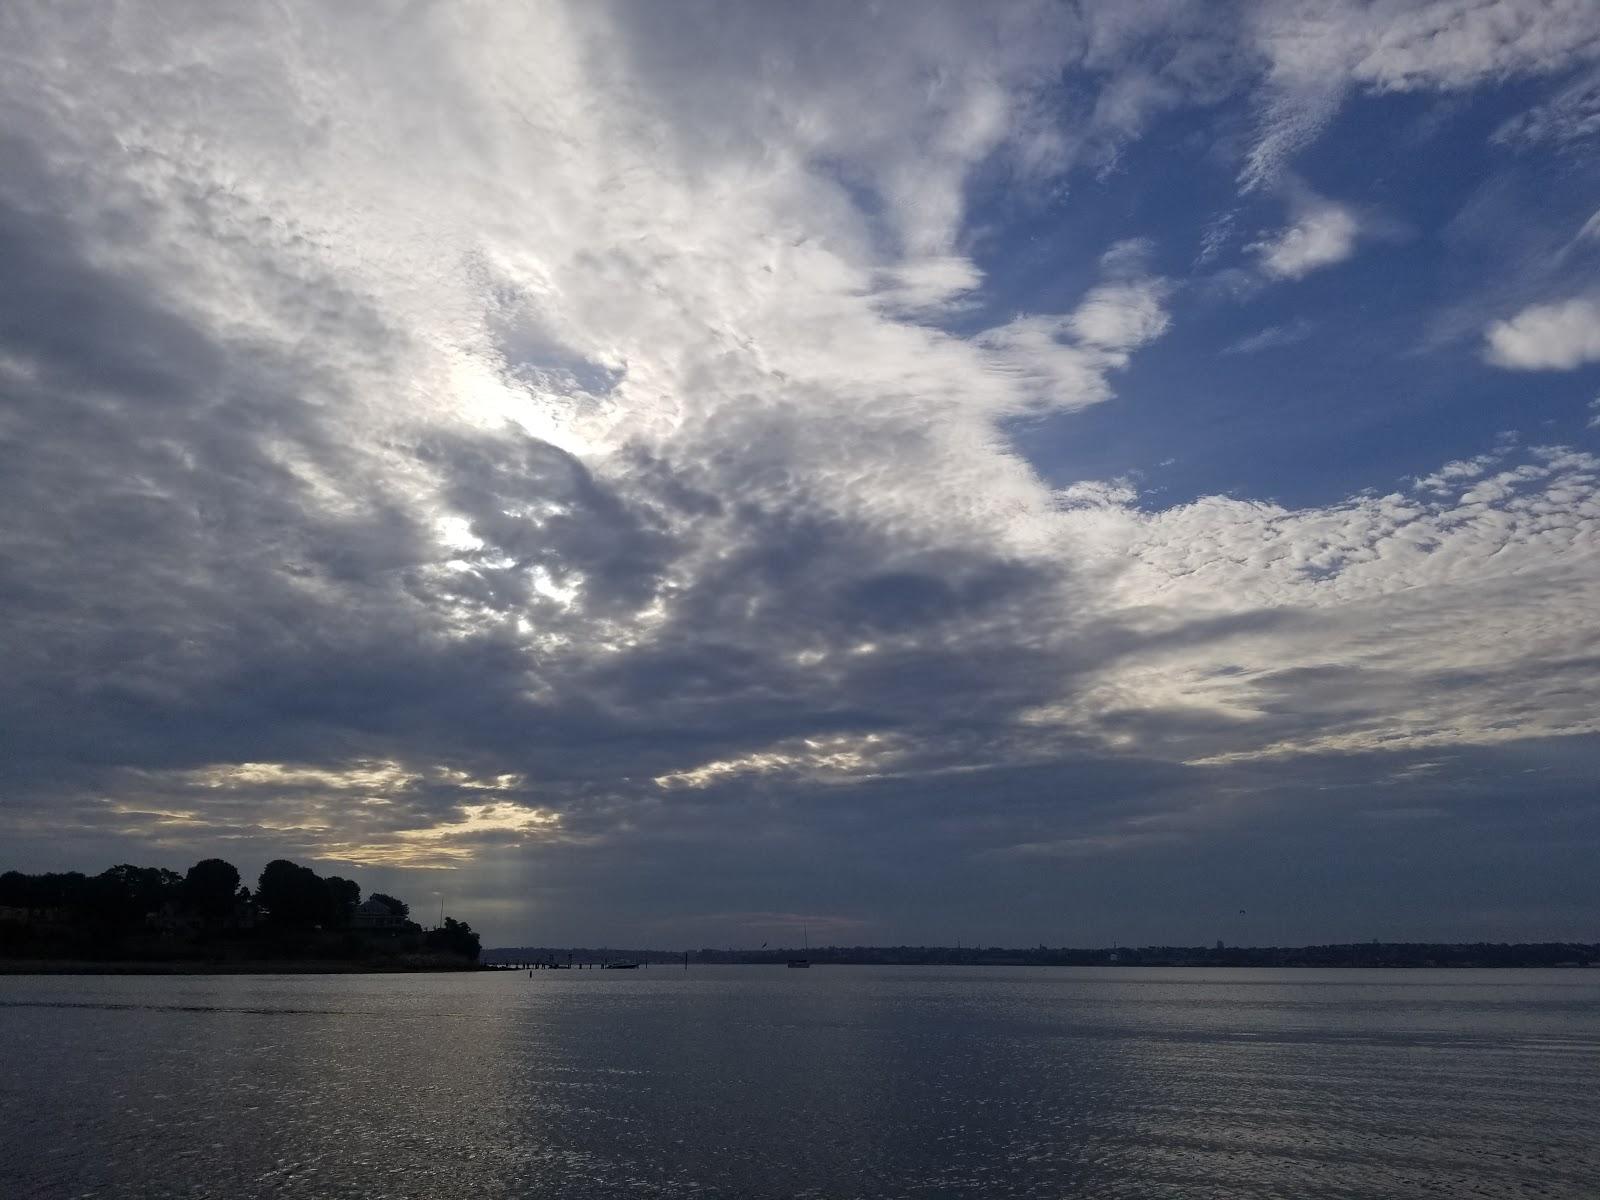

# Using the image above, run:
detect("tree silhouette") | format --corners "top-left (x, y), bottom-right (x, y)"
top-left (256, 859), bottom-right (329, 927)
top-left (323, 875), bottom-right (360, 926)
top-left (183, 858), bottom-right (241, 919)
top-left (93, 864), bottom-right (182, 923)
top-left (424, 917), bottom-right (481, 961)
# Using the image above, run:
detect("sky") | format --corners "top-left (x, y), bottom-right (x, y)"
top-left (2, 1), bottom-right (1599, 949)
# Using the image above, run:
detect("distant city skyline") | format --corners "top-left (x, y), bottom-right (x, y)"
top-left (1, 2), bottom-right (1597, 946)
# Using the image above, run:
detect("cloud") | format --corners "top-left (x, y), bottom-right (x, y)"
top-left (1484, 296), bottom-right (1600, 369)
top-left (1272, 0), bottom-right (1600, 94)
top-left (975, 264), bottom-right (1173, 413)
top-left (1244, 0), bottom-right (1600, 186)
top-left (1222, 319), bottom-right (1315, 355)
top-left (2, 3), bottom-right (1600, 944)
top-left (1046, 445), bottom-right (1600, 763)
top-left (1494, 67), bottom-right (1600, 149)
top-left (1070, 279), bottom-right (1173, 350)
top-left (0, 3), bottom-right (1158, 895)
top-left (1240, 85), bottom-right (1345, 194)
top-left (1251, 199), bottom-right (1361, 279)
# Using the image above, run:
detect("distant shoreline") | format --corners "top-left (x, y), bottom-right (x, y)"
top-left (0, 959), bottom-right (485, 976)
top-left (487, 942), bottom-right (1600, 970)
top-left (6, 958), bottom-right (1597, 975)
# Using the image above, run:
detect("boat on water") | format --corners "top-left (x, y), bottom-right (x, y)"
top-left (602, 960), bottom-right (640, 969)
top-left (787, 925), bottom-right (811, 967)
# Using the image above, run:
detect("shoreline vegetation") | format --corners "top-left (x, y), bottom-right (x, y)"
top-left (1, 858), bottom-right (481, 972)
top-left (488, 943), bottom-right (1600, 969)
top-left (0, 959), bottom-right (480, 975)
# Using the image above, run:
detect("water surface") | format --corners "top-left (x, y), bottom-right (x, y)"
top-left (3, 967), bottom-right (1597, 1198)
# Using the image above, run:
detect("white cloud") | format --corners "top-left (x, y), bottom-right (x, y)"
top-left (1252, 200), bottom-right (1361, 279)
top-left (1484, 296), bottom-right (1600, 369)
top-left (1241, 85), bottom-right (1345, 194)
top-left (1222, 319), bottom-right (1315, 355)
top-left (1279, 0), bottom-right (1600, 94)
top-left (0, 4), bottom-right (1149, 569)
top-left (1494, 67), bottom-right (1600, 149)
top-left (1244, 0), bottom-right (1600, 186)
top-left (975, 273), bottom-right (1171, 416)
top-left (1411, 454), bottom-right (1498, 493)
top-left (1045, 445), bottom-right (1600, 761)
top-left (654, 733), bottom-right (899, 790)
top-left (1068, 279), bottom-right (1172, 350)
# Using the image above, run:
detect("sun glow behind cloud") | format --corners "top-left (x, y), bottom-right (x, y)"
top-left (321, 803), bottom-right (564, 870)
top-left (117, 762), bottom-right (555, 869)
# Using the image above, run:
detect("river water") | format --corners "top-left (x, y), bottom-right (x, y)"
top-left (2, 966), bottom-right (1597, 1198)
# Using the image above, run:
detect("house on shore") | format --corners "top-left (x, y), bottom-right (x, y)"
top-left (352, 897), bottom-right (405, 930)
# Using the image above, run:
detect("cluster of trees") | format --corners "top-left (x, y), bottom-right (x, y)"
top-left (252, 859), bottom-right (406, 930)
top-left (0, 860), bottom-right (240, 926)
top-left (425, 917), bottom-right (481, 961)
top-left (0, 858), bottom-right (474, 960)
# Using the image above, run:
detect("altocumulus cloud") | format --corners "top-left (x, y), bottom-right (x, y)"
top-left (2, 1), bottom-right (1600, 946)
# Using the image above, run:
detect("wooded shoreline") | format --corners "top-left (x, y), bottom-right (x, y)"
top-left (2, 857), bottom-right (483, 971)
top-left (0, 958), bottom-right (486, 975)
